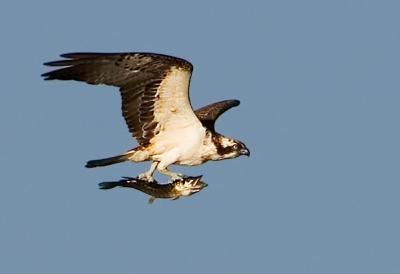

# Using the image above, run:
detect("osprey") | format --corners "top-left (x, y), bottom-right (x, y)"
top-left (42, 52), bottom-right (249, 181)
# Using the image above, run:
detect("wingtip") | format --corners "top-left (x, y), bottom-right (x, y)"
top-left (232, 99), bottom-right (240, 106)
top-left (60, 52), bottom-right (114, 59)
top-left (41, 72), bottom-right (53, 80)
top-left (42, 52), bottom-right (99, 68)
top-left (60, 52), bottom-right (76, 58)
top-left (224, 99), bottom-right (241, 107)
top-left (60, 52), bottom-right (89, 59)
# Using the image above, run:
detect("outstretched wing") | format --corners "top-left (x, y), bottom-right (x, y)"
top-left (194, 99), bottom-right (240, 131)
top-left (42, 52), bottom-right (201, 146)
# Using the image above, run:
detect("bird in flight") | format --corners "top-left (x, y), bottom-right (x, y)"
top-left (42, 52), bottom-right (249, 181)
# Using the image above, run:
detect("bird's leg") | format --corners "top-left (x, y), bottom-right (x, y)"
top-left (156, 152), bottom-right (186, 182)
top-left (138, 162), bottom-right (158, 182)
top-left (158, 168), bottom-right (185, 182)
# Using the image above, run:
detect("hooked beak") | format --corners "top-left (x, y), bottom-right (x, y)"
top-left (240, 148), bottom-right (250, 157)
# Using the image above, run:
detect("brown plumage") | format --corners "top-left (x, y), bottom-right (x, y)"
top-left (194, 100), bottom-right (240, 131)
top-left (42, 52), bottom-right (249, 181)
top-left (43, 52), bottom-right (192, 146)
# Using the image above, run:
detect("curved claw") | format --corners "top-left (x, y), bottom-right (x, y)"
top-left (169, 173), bottom-right (186, 182)
top-left (138, 173), bottom-right (155, 182)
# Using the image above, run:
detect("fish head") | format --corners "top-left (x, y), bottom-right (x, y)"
top-left (173, 176), bottom-right (208, 196)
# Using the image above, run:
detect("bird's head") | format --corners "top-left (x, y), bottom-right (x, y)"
top-left (213, 135), bottom-right (250, 160)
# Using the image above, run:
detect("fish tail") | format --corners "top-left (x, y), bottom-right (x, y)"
top-left (98, 180), bottom-right (122, 190)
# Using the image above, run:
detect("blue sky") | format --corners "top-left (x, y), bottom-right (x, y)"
top-left (1, 1), bottom-right (400, 273)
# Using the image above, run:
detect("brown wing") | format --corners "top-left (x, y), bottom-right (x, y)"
top-left (42, 52), bottom-right (195, 146)
top-left (194, 100), bottom-right (240, 131)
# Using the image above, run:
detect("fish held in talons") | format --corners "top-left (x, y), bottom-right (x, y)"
top-left (99, 176), bottom-right (208, 204)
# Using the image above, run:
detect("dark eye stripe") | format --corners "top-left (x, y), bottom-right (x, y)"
top-left (212, 135), bottom-right (237, 155)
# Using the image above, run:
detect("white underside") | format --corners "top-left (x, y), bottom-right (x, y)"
top-left (148, 67), bottom-right (212, 171)
top-left (150, 124), bottom-right (207, 168)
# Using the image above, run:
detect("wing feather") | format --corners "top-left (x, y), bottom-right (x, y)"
top-left (194, 99), bottom-right (240, 131)
top-left (42, 52), bottom-right (196, 146)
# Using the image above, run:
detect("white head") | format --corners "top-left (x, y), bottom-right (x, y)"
top-left (212, 135), bottom-right (250, 160)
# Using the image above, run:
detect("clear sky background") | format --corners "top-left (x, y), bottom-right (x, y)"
top-left (1, 1), bottom-right (399, 273)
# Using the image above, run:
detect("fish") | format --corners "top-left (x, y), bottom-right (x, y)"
top-left (98, 176), bottom-right (208, 204)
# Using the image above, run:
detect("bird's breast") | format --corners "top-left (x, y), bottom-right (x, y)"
top-left (175, 130), bottom-right (219, 166)
top-left (149, 124), bottom-right (206, 163)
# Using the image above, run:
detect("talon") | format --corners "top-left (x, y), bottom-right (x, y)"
top-left (138, 173), bottom-right (154, 182)
top-left (170, 173), bottom-right (185, 182)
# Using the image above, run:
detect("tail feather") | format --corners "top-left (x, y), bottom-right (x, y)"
top-left (85, 153), bottom-right (131, 168)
